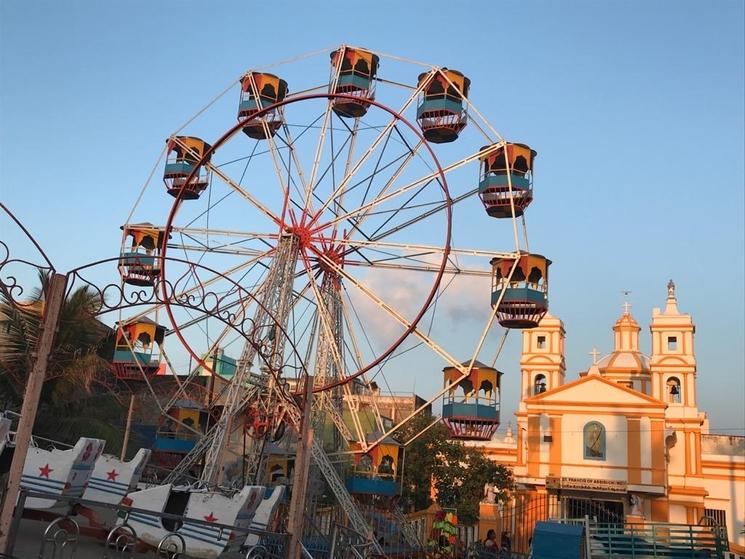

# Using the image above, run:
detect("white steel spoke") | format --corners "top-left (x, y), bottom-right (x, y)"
top-left (304, 58), bottom-right (343, 213)
top-left (334, 237), bottom-right (518, 260)
top-left (171, 227), bottom-right (280, 240)
top-left (340, 295), bottom-right (386, 432)
top-left (314, 251), bottom-right (465, 373)
top-left (368, 187), bottom-right (478, 242)
top-left (329, 117), bottom-right (359, 239)
top-left (343, 139), bottom-right (424, 235)
top-left (318, 143), bottom-right (504, 231)
top-left (440, 70), bottom-right (504, 144)
top-left (203, 160), bottom-right (283, 228)
top-left (245, 75), bottom-right (296, 222)
top-left (344, 260), bottom-right (491, 277)
top-left (167, 243), bottom-right (269, 257)
top-left (309, 74), bottom-right (432, 226)
top-left (276, 107), bottom-right (309, 194)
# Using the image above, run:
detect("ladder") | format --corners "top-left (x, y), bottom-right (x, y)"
top-left (391, 502), bottom-right (422, 550)
top-left (309, 438), bottom-right (384, 557)
top-left (284, 402), bottom-right (384, 557)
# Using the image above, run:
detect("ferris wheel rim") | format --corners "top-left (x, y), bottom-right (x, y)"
top-left (158, 92), bottom-right (453, 393)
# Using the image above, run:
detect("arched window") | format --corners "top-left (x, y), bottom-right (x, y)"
top-left (357, 454), bottom-right (373, 473)
top-left (584, 421), bottom-right (606, 460)
top-left (534, 374), bottom-right (547, 395)
top-left (378, 455), bottom-right (395, 477)
top-left (667, 377), bottom-right (682, 404)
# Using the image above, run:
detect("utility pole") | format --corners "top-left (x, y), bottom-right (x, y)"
top-left (120, 393), bottom-right (136, 461)
top-left (0, 273), bottom-right (68, 553)
top-left (286, 375), bottom-right (314, 559)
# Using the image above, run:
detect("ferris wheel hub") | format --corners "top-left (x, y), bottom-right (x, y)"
top-left (287, 224), bottom-right (313, 249)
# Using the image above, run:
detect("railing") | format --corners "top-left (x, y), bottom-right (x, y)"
top-left (559, 518), bottom-right (728, 558)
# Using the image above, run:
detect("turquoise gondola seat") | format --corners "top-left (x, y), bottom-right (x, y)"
top-left (239, 97), bottom-right (273, 114)
top-left (479, 173), bottom-right (531, 192)
top-left (417, 98), bottom-right (464, 118)
top-left (442, 402), bottom-right (499, 421)
top-left (491, 286), bottom-right (547, 308)
top-left (119, 252), bottom-right (156, 267)
top-left (113, 349), bottom-right (154, 366)
top-left (345, 476), bottom-right (398, 496)
top-left (164, 161), bottom-right (195, 177)
top-left (337, 73), bottom-right (370, 89)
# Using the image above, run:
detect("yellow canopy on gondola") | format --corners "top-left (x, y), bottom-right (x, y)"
top-left (331, 47), bottom-right (379, 79)
top-left (240, 72), bottom-right (288, 102)
top-left (418, 69), bottom-right (470, 100)
top-left (122, 223), bottom-right (164, 250)
top-left (116, 318), bottom-right (165, 349)
top-left (443, 361), bottom-right (500, 395)
top-left (350, 438), bottom-right (401, 475)
top-left (166, 136), bottom-right (212, 164)
top-left (479, 143), bottom-right (537, 174)
top-left (490, 253), bottom-right (550, 285)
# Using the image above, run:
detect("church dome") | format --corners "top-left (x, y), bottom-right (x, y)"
top-left (613, 312), bottom-right (641, 331)
top-left (595, 308), bottom-right (650, 373)
top-left (596, 350), bottom-right (650, 372)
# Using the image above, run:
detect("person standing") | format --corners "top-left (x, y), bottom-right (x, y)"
top-left (500, 532), bottom-right (512, 552)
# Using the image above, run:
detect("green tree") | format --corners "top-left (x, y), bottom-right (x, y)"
top-left (0, 271), bottom-right (130, 454)
top-left (432, 442), bottom-right (513, 524)
top-left (400, 412), bottom-right (513, 525)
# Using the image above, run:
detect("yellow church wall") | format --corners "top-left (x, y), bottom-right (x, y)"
top-left (560, 414), bottom-right (629, 481)
top-left (640, 417), bottom-right (652, 484)
top-left (668, 429), bottom-right (686, 478)
top-left (701, 455), bottom-right (745, 549)
top-left (668, 503), bottom-right (688, 525)
top-left (628, 418), bottom-right (641, 484)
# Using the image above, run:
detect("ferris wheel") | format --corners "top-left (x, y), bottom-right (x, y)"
top-left (115, 45), bottom-right (551, 486)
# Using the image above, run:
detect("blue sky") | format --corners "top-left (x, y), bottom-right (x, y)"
top-left (1, 1), bottom-right (743, 432)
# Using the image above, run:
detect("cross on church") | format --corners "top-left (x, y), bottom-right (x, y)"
top-left (621, 290), bottom-right (632, 314)
top-left (589, 347), bottom-right (600, 364)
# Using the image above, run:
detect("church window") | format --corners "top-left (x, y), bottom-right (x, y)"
top-left (620, 381), bottom-right (633, 389)
top-left (667, 336), bottom-right (678, 351)
top-left (534, 374), bottom-right (547, 395)
top-left (537, 336), bottom-right (546, 349)
top-left (583, 421), bottom-right (606, 460)
top-left (666, 377), bottom-right (682, 404)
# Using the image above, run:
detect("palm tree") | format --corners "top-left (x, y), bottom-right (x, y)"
top-left (0, 271), bottom-right (130, 453)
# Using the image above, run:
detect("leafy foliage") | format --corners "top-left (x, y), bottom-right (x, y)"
top-left (400, 412), bottom-right (514, 525)
top-left (0, 271), bottom-right (130, 454)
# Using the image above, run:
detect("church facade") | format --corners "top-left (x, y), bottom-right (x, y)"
top-left (471, 282), bottom-right (744, 553)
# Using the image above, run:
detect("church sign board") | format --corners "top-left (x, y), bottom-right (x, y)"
top-left (546, 476), bottom-right (627, 493)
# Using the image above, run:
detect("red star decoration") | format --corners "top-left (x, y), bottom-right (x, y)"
top-left (39, 464), bottom-right (53, 478)
top-left (204, 512), bottom-right (218, 523)
top-left (106, 469), bottom-right (119, 481)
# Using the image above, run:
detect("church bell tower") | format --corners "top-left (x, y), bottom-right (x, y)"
top-left (519, 312), bottom-right (566, 406)
top-left (649, 280), bottom-right (697, 408)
